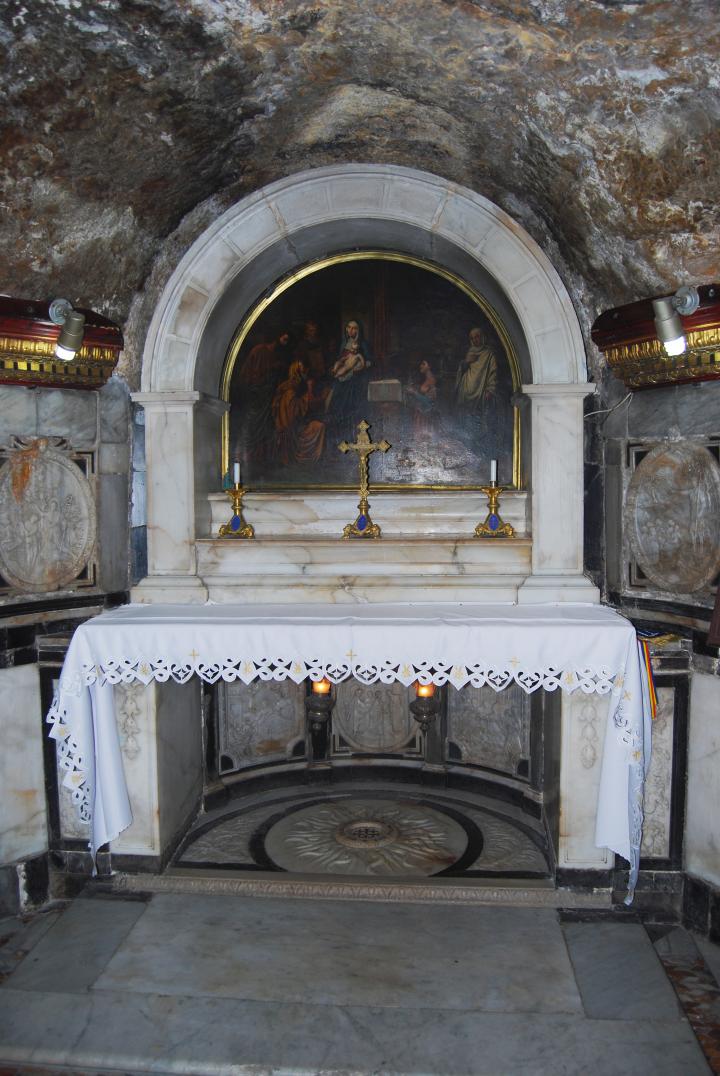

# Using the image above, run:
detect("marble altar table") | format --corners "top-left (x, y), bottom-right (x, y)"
top-left (47, 602), bottom-right (652, 899)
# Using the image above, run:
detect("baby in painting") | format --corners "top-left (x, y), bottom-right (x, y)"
top-left (330, 320), bottom-right (369, 382)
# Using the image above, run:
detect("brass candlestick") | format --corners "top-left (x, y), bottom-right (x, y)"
top-left (474, 482), bottom-right (515, 538)
top-left (219, 483), bottom-right (255, 539)
top-left (339, 419), bottom-right (391, 538)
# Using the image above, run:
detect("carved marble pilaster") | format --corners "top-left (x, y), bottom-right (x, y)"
top-left (640, 687), bottom-right (674, 859)
top-left (131, 391), bottom-right (226, 603)
top-left (518, 384), bottom-right (599, 604)
top-left (559, 692), bottom-right (611, 869)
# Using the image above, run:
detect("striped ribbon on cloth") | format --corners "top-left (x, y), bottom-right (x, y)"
top-left (638, 638), bottom-right (658, 720)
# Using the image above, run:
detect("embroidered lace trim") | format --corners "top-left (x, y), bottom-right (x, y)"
top-left (45, 656), bottom-right (632, 827)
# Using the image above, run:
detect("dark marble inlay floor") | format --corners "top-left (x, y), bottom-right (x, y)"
top-left (175, 781), bottom-right (550, 878)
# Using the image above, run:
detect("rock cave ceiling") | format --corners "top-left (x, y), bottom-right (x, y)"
top-left (1, 0), bottom-right (718, 384)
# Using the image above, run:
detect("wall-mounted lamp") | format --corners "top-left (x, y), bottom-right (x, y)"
top-left (49, 298), bottom-right (86, 362)
top-left (592, 283), bottom-right (719, 390)
top-left (651, 286), bottom-right (700, 357)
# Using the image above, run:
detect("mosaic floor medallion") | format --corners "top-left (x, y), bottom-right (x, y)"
top-left (176, 782), bottom-right (550, 878)
top-left (263, 798), bottom-right (468, 876)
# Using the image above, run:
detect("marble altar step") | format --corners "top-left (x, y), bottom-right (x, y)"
top-left (195, 535), bottom-right (533, 602)
top-left (109, 868), bottom-right (613, 909)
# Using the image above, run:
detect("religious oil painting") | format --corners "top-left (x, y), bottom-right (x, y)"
top-left (223, 253), bottom-right (520, 489)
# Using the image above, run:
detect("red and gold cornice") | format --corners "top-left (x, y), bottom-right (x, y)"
top-left (591, 284), bottom-right (720, 390)
top-left (0, 297), bottom-right (123, 390)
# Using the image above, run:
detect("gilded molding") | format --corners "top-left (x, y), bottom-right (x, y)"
top-left (604, 330), bottom-right (720, 389)
top-left (0, 334), bottom-right (118, 388)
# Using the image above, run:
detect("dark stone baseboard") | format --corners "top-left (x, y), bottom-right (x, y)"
top-left (683, 872), bottom-right (720, 943)
top-left (0, 852), bottom-right (50, 916)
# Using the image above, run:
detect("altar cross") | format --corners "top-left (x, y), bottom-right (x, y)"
top-left (338, 419), bottom-right (391, 539)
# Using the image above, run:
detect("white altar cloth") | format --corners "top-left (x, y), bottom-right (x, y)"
top-left (47, 601), bottom-right (652, 898)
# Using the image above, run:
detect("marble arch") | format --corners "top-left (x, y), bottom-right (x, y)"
top-left (132, 165), bottom-right (598, 606)
top-left (140, 164), bottom-right (587, 393)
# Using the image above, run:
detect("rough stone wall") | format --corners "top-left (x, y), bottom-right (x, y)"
top-left (1, 0), bottom-right (718, 384)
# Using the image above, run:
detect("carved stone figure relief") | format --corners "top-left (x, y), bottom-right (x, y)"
top-left (217, 679), bottom-right (305, 773)
top-left (576, 697), bottom-right (601, 770)
top-left (640, 686), bottom-right (674, 860)
top-left (332, 680), bottom-right (418, 753)
top-left (625, 441), bottom-right (720, 594)
top-left (446, 683), bottom-right (530, 775)
top-left (0, 437), bottom-right (96, 592)
top-left (116, 683), bottom-right (143, 761)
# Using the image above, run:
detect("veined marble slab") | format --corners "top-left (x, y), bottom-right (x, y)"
top-left (196, 534), bottom-right (532, 603)
top-left (208, 488), bottom-right (529, 539)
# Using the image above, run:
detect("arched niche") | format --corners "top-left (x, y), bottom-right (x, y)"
top-left (141, 165), bottom-right (585, 394)
top-left (132, 165), bottom-right (597, 605)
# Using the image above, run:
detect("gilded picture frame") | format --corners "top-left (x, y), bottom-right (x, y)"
top-left (221, 252), bottom-right (521, 490)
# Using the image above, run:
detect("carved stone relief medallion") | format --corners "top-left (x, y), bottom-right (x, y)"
top-left (625, 441), bottom-right (720, 593)
top-left (333, 680), bottom-right (416, 753)
top-left (0, 438), bottom-right (96, 591)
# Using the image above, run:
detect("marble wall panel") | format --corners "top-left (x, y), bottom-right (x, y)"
top-left (131, 469), bottom-right (146, 528)
top-left (0, 386), bottom-right (37, 443)
top-left (626, 386), bottom-right (681, 440)
top-left (640, 687), bottom-right (674, 860)
top-left (446, 683), bottom-right (530, 776)
top-left (625, 382), bottom-right (720, 441)
top-left (217, 680), bottom-right (305, 773)
top-left (156, 679), bottom-right (203, 850)
top-left (97, 473), bottom-right (129, 593)
top-left (672, 381), bottom-right (720, 437)
top-left (0, 664), bottom-right (46, 865)
top-left (686, 673), bottom-right (720, 889)
top-left (99, 377), bottom-right (130, 444)
top-left (36, 388), bottom-right (98, 448)
top-left (98, 442), bottom-right (130, 474)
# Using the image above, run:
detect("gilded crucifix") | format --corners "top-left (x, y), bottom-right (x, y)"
top-left (338, 419), bottom-right (391, 538)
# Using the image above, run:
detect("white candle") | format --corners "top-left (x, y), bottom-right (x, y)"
top-left (490, 459), bottom-right (497, 483)
top-left (233, 461), bottom-right (241, 485)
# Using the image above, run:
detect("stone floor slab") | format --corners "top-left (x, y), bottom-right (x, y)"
top-left (563, 920), bottom-right (682, 1021)
top-left (0, 987), bottom-right (709, 1075)
top-left (94, 893), bottom-right (583, 1014)
top-left (0, 909), bottom-right (62, 983)
top-left (1, 896), bottom-right (147, 994)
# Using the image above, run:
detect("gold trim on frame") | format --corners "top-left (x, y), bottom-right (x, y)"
top-left (220, 251), bottom-right (523, 490)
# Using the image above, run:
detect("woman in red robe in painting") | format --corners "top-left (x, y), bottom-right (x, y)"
top-left (271, 359), bottom-right (327, 465)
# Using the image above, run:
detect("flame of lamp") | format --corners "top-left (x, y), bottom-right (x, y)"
top-left (415, 681), bottom-right (436, 698)
top-left (312, 677), bottom-right (332, 695)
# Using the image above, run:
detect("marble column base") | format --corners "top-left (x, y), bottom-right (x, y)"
top-left (517, 574), bottom-right (600, 605)
top-left (131, 574), bottom-right (209, 604)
